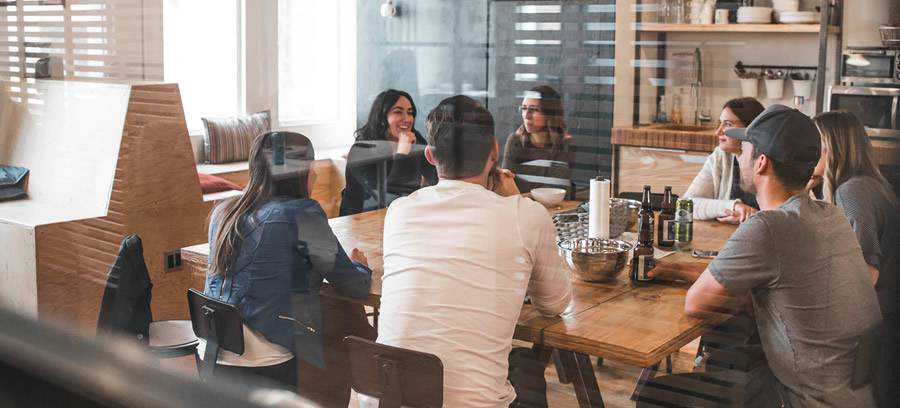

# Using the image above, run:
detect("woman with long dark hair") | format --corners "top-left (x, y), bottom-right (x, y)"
top-left (501, 85), bottom-right (573, 186)
top-left (814, 110), bottom-right (899, 407)
top-left (339, 89), bottom-right (437, 215)
top-left (203, 132), bottom-right (373, 404)
top-left (683, 97), bottom-right (765, 222)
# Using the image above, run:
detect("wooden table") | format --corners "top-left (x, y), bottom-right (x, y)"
top-left (182, 201), bottom-right (737, 407)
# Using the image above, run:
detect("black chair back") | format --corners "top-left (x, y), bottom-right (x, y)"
top-left (187, 289), bottom-right (244, 380)
top-left (344, 335), bottom-right (443, 408)
top-left (97, 234), bottom-right (153, 342)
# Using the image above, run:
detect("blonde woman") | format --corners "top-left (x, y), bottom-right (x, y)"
top-left (683, 97), bottom-right (765, 223)
top-left (814, 110), bottom-right (898, 407)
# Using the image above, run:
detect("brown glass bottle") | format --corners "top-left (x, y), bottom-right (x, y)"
top-left (630, 185), bottom-right (655, 284)
top-left (657, 186), bottom-right (676, 249)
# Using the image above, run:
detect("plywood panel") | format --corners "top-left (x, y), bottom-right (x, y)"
top-left (0, 81), bottom-right (131, 226)
top-left (0, 223), bottom-right (38, 318)
top-left (34, 84), bottom-right (209, 330)
top-left (616, 146), bottom-right (707, 197)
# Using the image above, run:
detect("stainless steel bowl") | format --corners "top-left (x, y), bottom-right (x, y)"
top-left (611, 198), bottom-right (641, 232)
top-left (558, 238), bottom-right (633, 282)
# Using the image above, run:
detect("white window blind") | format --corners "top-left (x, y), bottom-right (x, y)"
top-left (0, 0), bottom-right (154, 103)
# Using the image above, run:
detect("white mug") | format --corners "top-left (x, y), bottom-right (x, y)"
top-left (715, 9), bottom-right (730, 24)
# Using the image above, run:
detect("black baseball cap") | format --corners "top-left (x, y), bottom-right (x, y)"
top-left (724, 104), bottom-right (821, 164)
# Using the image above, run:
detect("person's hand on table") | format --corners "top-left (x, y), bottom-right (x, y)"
top-left (350, 248), bottom-right (368, 268)
top-left (716, 202), bottom-right (757, 224)
top-left (396, 131), bottom-right (416, 155)
top-left (492, 169), bottom-right (520, 197)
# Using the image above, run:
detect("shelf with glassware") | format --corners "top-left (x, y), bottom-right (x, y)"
top-left (630, 0), bottom-right (844, 125)
top-left (634, 22), bottom-right (840, 34)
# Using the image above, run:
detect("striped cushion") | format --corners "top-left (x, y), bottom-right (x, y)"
top-left (202, 110), bottom-right (271, 164)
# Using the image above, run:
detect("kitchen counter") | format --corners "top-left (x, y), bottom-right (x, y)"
top-left (610, 124), bottom-right (716, 196)
top-left (612, 124), bottom-right (717, 153)
top-left (611, 125), bottom-right (900, 196)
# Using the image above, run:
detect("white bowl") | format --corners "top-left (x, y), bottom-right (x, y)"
top-left (737, 6), bottom-right (772, 23)
top-left (531, 188), bottom-right (566, 208)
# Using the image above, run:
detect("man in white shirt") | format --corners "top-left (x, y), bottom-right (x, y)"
top-left (370, 95), bottom-right (572, 408)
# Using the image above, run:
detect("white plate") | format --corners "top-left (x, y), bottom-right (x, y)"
top-left (778, 17), bottom-right (819, 24)
top-left (737, 17), bottom-right (773, 24)
top-left (777, 11), bottom-right (818, 24)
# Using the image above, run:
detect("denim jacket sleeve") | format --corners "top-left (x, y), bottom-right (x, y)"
top-left (297, 202), bottom-right (372, 299)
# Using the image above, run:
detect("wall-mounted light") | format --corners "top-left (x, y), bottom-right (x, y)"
top-left (846, 54), bottom-right (871, 67)
top-left (380, 0), bottom-right (400, 18)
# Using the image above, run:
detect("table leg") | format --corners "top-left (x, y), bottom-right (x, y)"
top-left (552, 349), bottom-right (571, 384)
top-left (558, 350), bottom-right (604, 408)
top-left (630, 361), bottom-right (660, 402)
top-left (377, 162), bottom-right (387, 209)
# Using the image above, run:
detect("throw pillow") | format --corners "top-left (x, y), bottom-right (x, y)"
top-left (202, 110), bottom-right (271, 164)
top-left (198, 173), bottom-right (241, 194)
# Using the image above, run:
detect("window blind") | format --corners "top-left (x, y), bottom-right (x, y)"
top-left (0, 0), bottom-right (156, 104)
top-left (491, 0), bottom-right (617, 185)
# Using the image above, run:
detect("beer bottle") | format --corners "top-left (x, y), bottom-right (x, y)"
top-left (657, 186), bottom-right (676, 249)
top-left (630, 185), bottom-right (655, 284)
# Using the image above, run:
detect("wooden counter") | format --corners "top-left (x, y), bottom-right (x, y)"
top-left (611, 125), bottom-right (716, 197)
top-left (611, 125), bottom-right (900, 197)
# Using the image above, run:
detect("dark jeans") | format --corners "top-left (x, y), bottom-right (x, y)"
top-left (635, 346), bottom-right (783, 408)
top-left (508, 346), bottom-right (550, 408)
top-left (296, 296), bottom-right (376, 408)
top-left (876, 316), bottom-right (899, 408)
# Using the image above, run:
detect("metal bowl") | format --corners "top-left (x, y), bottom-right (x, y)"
top-left (558, 238), bottom-right (633, 282)
top-left (611, 198), bottom-right (641, 231)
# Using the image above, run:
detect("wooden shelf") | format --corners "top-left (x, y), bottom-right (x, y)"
top-left (635, 23), bottom-right (839, 34)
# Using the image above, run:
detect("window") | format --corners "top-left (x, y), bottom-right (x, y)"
top-left (0, 0), bottom-right (152, 104)
top-left (277, 0), bottom-right (342, 125)
top-left (163, 0), bottom-right (242, 133)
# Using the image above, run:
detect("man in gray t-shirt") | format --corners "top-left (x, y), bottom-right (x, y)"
top-left (708, 194), bottom-right (880, 406)
top-left (638, 105), bottom-right (882, 407)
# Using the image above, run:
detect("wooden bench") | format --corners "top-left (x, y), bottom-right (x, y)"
top-left (196, 149), bottom-right (348, 218)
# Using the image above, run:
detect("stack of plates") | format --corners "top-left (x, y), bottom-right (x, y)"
top-left (777, 11), bottom-right (819, 24)
top-left (737, 7), bottom-right (773, 24)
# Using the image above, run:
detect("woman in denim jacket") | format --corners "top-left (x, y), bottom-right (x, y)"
top-left (204, 132), bottom-right (372, 404)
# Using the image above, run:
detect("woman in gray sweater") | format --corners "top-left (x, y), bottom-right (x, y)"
top-left (814, 110), bottom-right (899, 407)
top-left (501, 85), bottom-right (573, 188)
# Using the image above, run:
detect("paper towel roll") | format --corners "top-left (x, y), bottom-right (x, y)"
top-left (588, 178), bottom-right (610, 239)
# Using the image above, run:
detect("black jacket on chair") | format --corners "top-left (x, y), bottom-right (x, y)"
top-left (97, 234), bottom-right (153, 343)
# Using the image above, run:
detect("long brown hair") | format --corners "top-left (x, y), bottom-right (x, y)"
top-left (723, 97), bottom-right (765, 126)
top-left (814, 110), bottom-right (895, 204)
top-left (516, 85), bottom-right (568, 151)
top-left (208, 132), bottom-right (314, 277)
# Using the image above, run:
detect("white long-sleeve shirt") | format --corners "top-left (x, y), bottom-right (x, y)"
top-left (683, 147), bottom-right (741, 220)
top-left (366, 180), bottom-right (572, 408)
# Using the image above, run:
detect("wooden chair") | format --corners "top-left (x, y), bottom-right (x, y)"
top-left (344, 335), bottom-right (443, 408)
top-left (187, 289), bottom-right (245, 380)
top-left (97, 235), bottom-right (198, 358)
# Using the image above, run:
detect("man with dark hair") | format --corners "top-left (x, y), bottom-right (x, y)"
top-left (362, 95), bottom-right (572, 408)
top-left (640, 105), bottom-right (882, 407)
